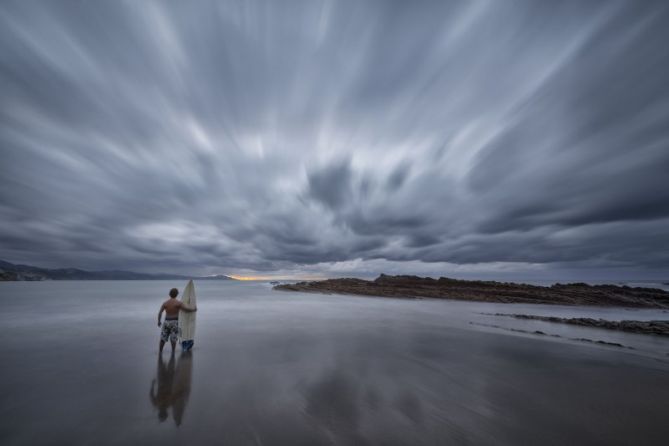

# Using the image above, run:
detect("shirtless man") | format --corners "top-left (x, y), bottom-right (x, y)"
top-left (158, 288), bottom-right (197, 354)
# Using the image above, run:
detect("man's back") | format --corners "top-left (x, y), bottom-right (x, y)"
top-left (162, 298), bottom-right (182, 319)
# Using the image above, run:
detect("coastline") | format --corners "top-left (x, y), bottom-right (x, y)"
top-left (274, 274), bottom-right (669, 308)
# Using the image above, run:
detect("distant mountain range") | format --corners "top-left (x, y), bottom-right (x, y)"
top-left (0, 260), bottom-right (235, 281)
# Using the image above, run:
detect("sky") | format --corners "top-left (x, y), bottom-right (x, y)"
top-left (1, 0), bottom-right (668, 280)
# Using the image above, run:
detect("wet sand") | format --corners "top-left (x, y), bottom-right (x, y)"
top-left (1, 281), bottom-right (668, 445)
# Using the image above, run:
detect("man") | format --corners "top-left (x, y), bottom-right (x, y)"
top-left (158, 288), bottom-right (197, 353)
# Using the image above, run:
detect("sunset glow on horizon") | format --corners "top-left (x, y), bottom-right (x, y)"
top-left (228, 274), bottom-right (326, 281)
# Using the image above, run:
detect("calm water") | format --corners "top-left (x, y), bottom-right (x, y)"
top-left (0, 281), bottom-right (668, 445)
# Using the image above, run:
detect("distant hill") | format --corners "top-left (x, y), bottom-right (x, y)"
top-left (0, 260), bottom-right (235, 281)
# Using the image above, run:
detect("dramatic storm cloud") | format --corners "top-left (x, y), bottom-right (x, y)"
top-left (1, 0), bottom-right (668, 279)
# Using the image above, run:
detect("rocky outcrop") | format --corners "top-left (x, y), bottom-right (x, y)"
top-left (495, 314), bottom-right (669, 336)
top-left (274, 274), bottom-right (669, 308)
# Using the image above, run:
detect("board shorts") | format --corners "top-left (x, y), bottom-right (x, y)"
top-left (160, 319), bottom-right (179, 343)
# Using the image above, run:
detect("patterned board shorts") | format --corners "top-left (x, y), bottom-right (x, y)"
top-left (160, 319), bottom-right (179, 343)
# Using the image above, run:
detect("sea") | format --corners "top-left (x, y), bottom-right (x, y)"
top-left (0, 280), bottom-right (668, 445)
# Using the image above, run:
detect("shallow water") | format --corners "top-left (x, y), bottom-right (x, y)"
top-left (0, 281), bottom-right (668, 445)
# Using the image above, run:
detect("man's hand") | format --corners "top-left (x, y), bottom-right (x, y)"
top-left (157, 321), bottom-right (162, 327)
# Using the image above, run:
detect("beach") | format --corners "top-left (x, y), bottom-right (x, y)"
top-left (1, 280), bottom-right (668, 445)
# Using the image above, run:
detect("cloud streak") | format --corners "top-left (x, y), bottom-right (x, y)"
top-left (1, 0), bottom-right (668, 279)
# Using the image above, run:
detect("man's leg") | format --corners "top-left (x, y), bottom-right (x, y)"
top-left (159, 322), bottom-right (169, 353)
top-left (169, 322), bottom-right (178, 353)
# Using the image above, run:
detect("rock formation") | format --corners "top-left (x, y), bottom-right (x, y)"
top-left (274, 274), bottom-right (669, 308)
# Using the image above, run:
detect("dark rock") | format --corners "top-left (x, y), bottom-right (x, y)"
top-left (274, 274), bottom-right (669, 308)
top-left (497, 314), bottom-right (669, 336)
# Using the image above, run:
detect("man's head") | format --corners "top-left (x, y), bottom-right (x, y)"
top-left (169, 288), bottom-right (178, 298)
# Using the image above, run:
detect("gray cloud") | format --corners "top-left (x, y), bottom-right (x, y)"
top-left (307, 159), bottom-right (353, 211)
top-left (1, 0), bottom-right (668, 279)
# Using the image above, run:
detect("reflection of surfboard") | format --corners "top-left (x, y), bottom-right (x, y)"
top-left (179, 280), bottom-right (196, 351)
top-left (172, 352), bottom-right (193, 426)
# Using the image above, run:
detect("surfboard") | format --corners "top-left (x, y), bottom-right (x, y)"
top-left (179, 279), bottom-right (197, 351)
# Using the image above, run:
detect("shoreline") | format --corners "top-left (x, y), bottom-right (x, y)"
top-left (274, 274), bottom-right (669, 309)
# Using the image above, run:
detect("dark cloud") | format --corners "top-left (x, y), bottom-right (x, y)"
top-left (307, 160), bottom-right (353, 211)
top-left (1, 0), bottom-right (668, 278)
top-left (386, 163), bottom-right (411, 191)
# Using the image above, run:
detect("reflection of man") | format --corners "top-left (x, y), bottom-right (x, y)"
top-left (149, 352), bottom-right (193, 425)
top-left (149, 353), bottom-right (175, 422)
top-left (158, 288), bottom-right (197, 354)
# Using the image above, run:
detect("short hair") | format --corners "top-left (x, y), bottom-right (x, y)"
top-left (169, 288), bottom-right (179, 298)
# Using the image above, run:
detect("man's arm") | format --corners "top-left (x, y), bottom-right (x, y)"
top-left (180, 302), bottom-right (197, 312)
top-left (157, 303), bottom-right (165, 326)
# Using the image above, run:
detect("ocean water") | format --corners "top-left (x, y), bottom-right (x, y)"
top-left (0, 280), bottom-right (668, 445)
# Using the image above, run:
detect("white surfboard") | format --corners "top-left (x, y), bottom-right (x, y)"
top-left (179, 280), bottom-right (197, 349)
